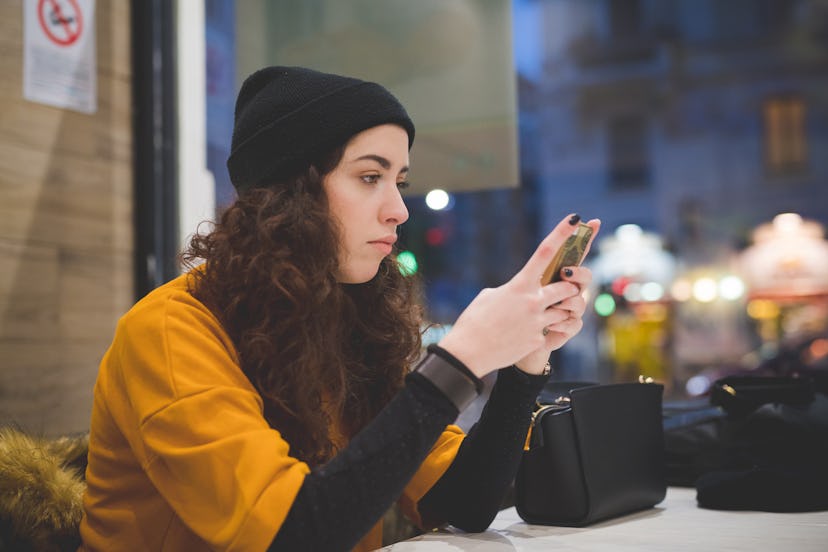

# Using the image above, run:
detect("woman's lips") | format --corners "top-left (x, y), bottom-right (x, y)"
top-left (369, 241), bottom-right (393, 255)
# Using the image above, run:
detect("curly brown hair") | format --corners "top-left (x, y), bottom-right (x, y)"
top-left (182, 152), bottom-right (424, 466)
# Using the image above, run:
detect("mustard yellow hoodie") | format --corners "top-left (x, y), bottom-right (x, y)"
top-left (80, 272), bottom-right (463, 551)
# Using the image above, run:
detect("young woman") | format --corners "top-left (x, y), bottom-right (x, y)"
top-left (79, 66), bottom-right (599, 551)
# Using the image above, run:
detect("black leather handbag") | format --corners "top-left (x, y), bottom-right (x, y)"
top-left (515, 381), bottom-right (666, 526)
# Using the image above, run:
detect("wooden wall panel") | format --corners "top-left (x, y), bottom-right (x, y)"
top-left (0, 239), bottom-right (59, 339)
top-left (0, 0), bottom-right (133, 436)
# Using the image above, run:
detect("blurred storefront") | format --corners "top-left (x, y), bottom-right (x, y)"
top-left (738, 213), bottom-right (828, 369)
top-left (583, 213), bottom-right (828, 398)
top-left (589, 224), bottom-right (676, 389)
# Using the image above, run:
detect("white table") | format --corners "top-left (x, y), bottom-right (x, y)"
top-left (381, 487), bottom-right (828, 551)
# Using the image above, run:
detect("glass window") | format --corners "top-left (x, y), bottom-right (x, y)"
top-left (763, 96), bottom-right (808, 174)
top-left (206, 0), bottom-right (519, 212)
top-left (608, 115), bottom-right (651, 190)
top-left (204, 0), bottom-right (828, 394)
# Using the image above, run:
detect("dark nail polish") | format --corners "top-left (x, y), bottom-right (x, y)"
top-left (568, 214), bottom-right (581, 225)
top-left (563, 268), bottom-right (574, 278)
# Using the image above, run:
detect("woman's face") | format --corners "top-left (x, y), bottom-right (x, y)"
top-left (323, 124), bottom-right (410, 283)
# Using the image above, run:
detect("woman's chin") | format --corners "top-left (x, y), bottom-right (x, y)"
top-left (336, 265), bottom-right (380, 284)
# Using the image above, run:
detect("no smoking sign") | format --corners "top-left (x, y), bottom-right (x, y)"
top-left (23, 0), bottom-right (97, 113)
top-left (37, 0), bottom-right (84, 47)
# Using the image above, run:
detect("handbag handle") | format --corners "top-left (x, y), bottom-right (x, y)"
top-left (710, 375), bottom-right (815, 416)
top-left (537, 381), bottom-right (597, 406)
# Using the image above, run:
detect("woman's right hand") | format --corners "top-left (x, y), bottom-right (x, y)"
top-left (437, 214), bottom-right (586, 379)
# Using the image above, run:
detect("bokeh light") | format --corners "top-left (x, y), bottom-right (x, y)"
top-left (693, 277), bottom-right (718, 303)
top-left (425, 189), bottom-right (450, 210)
top-left (396, 250), bottom-right (418, 276)
top-left (594, 293), bottom-right (616, 316)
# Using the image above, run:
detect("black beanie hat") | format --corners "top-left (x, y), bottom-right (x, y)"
top-left (226, 66), bottom-right (416, 192)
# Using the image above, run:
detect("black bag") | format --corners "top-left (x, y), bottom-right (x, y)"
top-left (515, 381), bottom-right (666, 526)
top-left (662, 398), bottom-right (728, 486)
top-left (664, 374), bottom-right (828, 512)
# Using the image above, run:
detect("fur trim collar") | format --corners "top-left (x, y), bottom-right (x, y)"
top-left (0, 428), bottom-right (87, 551)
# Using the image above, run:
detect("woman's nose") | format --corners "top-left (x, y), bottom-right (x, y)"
top-left (383, 187), bottom-right (409, 225)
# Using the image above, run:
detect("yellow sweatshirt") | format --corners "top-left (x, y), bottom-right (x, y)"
top-left (79, 271), bottom-right (464, 551)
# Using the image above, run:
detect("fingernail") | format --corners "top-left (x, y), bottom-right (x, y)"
top-left (563, 268), bottom-right (574, 278)
top-left (568, 214), bottom-right (581, 225)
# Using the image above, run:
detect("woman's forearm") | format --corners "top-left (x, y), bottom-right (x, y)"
top-left (269, 366), bottom-right (458, 551)
top-left (418, 366), bottom-right (549, 532)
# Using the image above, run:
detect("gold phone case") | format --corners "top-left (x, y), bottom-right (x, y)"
top-left (541, 223), bottom-right (593, 285)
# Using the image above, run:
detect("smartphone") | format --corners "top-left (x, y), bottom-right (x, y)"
top-left (541, 222), bottom-right (594, 285)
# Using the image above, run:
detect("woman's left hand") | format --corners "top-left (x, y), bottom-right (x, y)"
top-left (515, 220), bottom-right (599, 375)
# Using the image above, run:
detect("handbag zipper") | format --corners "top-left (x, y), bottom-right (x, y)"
top-left (524, 402), bottom-right (569, 451)
top-left (525, 379), bottom-right (654, 451)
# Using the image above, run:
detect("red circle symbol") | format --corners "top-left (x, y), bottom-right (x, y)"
top-left (37, 0), bottom-right (83, 47)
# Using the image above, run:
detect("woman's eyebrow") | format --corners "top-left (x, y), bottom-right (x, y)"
top-left (352, 154), bottom-right (409, 174)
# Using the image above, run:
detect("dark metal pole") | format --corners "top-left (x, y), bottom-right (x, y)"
top-left (131, 0), bottom-right (178, 300)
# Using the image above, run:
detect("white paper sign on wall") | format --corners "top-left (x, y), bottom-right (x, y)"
top-left (23, 0), bottom-right (97, 114)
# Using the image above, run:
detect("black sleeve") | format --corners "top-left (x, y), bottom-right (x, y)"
top-left (268, 360), bottom-right (460, 551)
top-left (417, 366), bottom-right (549, 532)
